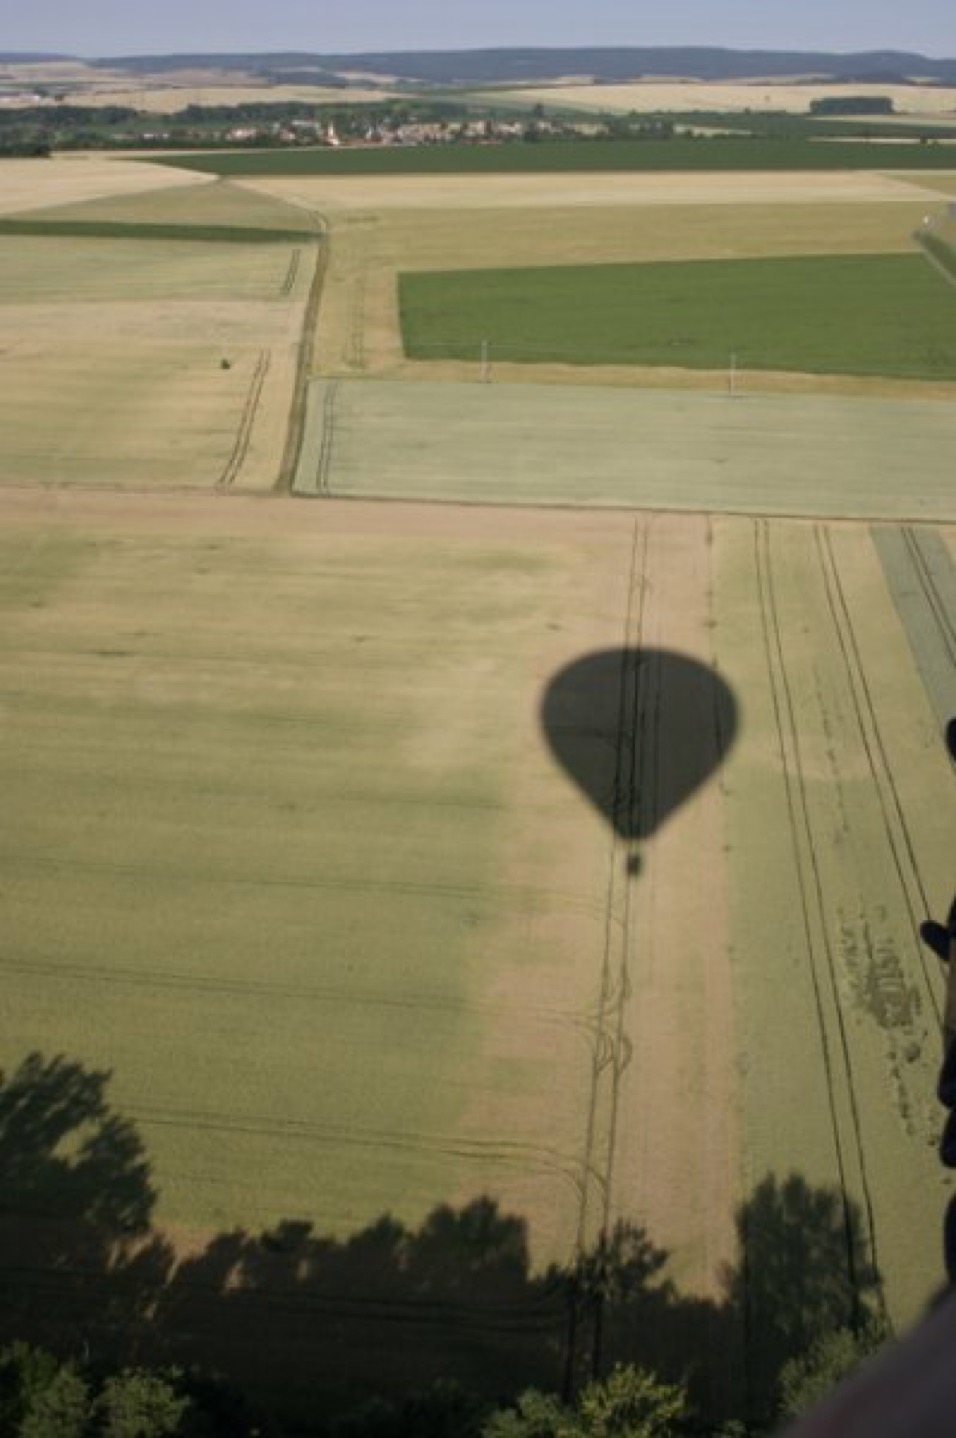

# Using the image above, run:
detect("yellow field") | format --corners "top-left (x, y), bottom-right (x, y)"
top-left (483, 81), bottom-right (956, 116)
top-left (0, 154), bottom-right (212, 216)
top-left (16, 176), bottom-right (322, 233)
top-left (0, 57), bottom-right (395, 110)
top-left (0, 234), bottom-right (313, 491)
top-left (50, 84), bottom-right (398, 111)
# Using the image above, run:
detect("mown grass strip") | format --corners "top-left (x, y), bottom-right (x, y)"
top-left (0, 218), bottom-right (317, 244)
top-left (152, 137), bottom-right (956, 177)
top-left (400, 253), bottom-right (956, 380)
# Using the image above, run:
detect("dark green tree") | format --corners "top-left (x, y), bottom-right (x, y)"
top-left (97, 1369), bottom-right (191, 1436)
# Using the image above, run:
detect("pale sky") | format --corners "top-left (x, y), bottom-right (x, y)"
top-left (3, 0), bottom-right (956, 61)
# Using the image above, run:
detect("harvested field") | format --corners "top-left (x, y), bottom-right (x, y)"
top-left (482, 82), bottom-right (956, 117)
top-left (48, 84), bottom-right (398, 110)
top-left (294, 379), bottom-right (956, 521)
top-left (0, 233), bottom-right (300, 302)
top-left (247, 169), bottom-right (944, 213)
top-left (1, 486), bottom-right (952, 1423)
top-left (9, 175), bottom-right (322, 234)
top-left (0, 154), bottom-right (212, 216)
top-left (0, 235), bottom-right (313, 491)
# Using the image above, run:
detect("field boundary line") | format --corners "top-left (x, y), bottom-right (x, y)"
top-left (573, 516), bottom-right (645, 1256)
top-left (277, 222), bottom-right (327, 494)
top-left (562, 519), bottom-right (645, 1392)
top-left (279, 247), bottom-right (301, 297)
top-left (871, 526), bottom-right (956, 729)
top-left (903, 526), bottom-right (956, 669)
top-left (752, 519), bottom-right (882, 1337)
top-left (815, 525), bottom-right (942, 1025)
top-left (217, 349), bottom-right (270, 489)
top-left (314, 382), bottom-right (340, 497)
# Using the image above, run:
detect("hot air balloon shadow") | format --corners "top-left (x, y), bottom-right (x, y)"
top-left (540, 648), bottom-right (739, 872)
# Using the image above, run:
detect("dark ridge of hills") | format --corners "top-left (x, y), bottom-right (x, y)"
top-left (0, 52), bottom-right (72, 62)
top-left (86, 46), bottom-right (956, 86)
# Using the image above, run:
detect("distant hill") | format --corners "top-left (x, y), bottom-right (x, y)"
top-left (88, 46), bottom-right (956, 86)
top-left (0, 52), bottom-right (72, 62)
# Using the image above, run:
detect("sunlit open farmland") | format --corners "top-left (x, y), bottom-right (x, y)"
top-left (294, 379), bottom-right (956, 518)
top-left (232, 169), bottom-right (943, 380)
top-left (0, 153), bottom-right (212, 216)
top-left (3, 153), bottom-right (956, 1428)
top-left (0, 232), bottom-right (314, 491)
top-left (2, 487), bottom-right (954, 1418)
top-left (400, 253), bottom-right (956, 378)
top-left (473, 81), bottom-right (956, 117)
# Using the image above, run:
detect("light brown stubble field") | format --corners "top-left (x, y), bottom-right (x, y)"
top-left (0, 234), bottom-right (314, 491)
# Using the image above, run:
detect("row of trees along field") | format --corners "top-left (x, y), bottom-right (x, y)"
top-left (0, 1336), bottom-right (882, 1437)
top-left (0, 1050), bottom-right (888, 1437)
top-left (3, 95), bottom-right (956, 157)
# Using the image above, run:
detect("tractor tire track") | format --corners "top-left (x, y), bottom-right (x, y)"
top-left (752, 519), bottom-right (882, 1331)
top-left (815, 525), bottom-right (941, 1027)
top-left (564, 518), bottom-right (646, 1393)
top-left (277, 227), bottom-right (326, 493)
top-left (314, 381), bottom-right (340, 497)
top-left (130, 1103), bottom-right (587, 1202)
top-left (279, 248), bottom-right (301, 297)
top-left (0, 847), bottom-right (603, 919)
top-left (903, 526), bottom-right (956, 667)
top-left (217, 349), bottom-right (270, 489)
top-left (574, 515), bottom-right (646, 1260)
top-left (0, 954), bottom-right (592, 1043)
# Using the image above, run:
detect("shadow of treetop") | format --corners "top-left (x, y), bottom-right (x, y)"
top-left (0, 1052), bottom-right (882, 1432)
top-left (0, 1052), bottom-right (155, 1233)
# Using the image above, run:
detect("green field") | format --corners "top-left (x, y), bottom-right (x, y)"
top-left (400, 253), bottom-right (956, 378)
top-left (295, 379), bottom-right (956, 519)
top-left (155, 137), bottom-right (956, 176)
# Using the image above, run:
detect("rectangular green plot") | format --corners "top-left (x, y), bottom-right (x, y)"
top-left (153, 138), bottom-right (956, 177)
top-left (400, 253), bottom-right (956, 380)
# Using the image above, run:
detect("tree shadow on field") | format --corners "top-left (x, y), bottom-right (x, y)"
top-left (722, 1173), bottom-right (882, 1421)
top-left (0, 1053), bottom-right (886, 1432)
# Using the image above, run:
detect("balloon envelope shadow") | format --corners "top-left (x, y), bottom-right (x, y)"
top-left (541, 649), bottom-right (739, 857)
